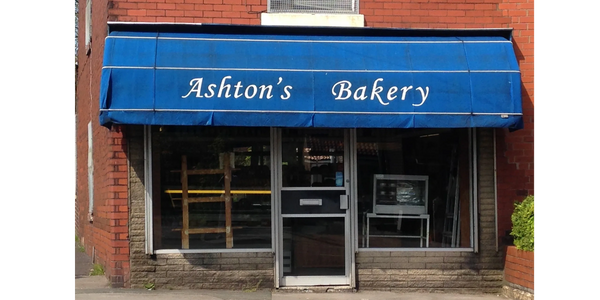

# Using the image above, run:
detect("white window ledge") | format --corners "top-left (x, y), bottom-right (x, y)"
top-left (261, 13), bottom-right (364, 27)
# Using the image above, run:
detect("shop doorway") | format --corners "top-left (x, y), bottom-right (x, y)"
top-left (274, 128), bottom-right (353, 287)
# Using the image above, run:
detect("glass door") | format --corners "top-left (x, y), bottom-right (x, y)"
top-left (276, 128), bottom-right (351, 286)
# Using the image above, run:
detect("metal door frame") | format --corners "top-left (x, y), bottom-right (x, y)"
top-left (272, 128), bottom-right (356, 288)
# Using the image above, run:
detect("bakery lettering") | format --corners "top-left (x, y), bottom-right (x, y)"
top-left (182, 76), bottom-right (429, 107)
top-left (331, 78), bottom-right (429, 107)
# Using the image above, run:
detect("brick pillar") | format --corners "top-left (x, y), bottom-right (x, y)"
top-left (105, 124), bottom-right (130, 287)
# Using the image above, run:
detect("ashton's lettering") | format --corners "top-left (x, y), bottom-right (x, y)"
top-left (182, 76), bottom-right (291, 100)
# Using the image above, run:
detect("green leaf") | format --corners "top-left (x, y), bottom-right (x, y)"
top-left (510, 195), bottom-right (534, 251)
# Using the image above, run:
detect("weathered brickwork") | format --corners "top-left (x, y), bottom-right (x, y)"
top-left (356, 129), bottom-right (504, 293)
top-left (357, 267), bottom-right (504, 293)
top-left (128, 253), bottom-right (274, 289)
top-left (477, 129), bottom-right (502, 256)
top-left (504, 246), bottom-right (537, 300)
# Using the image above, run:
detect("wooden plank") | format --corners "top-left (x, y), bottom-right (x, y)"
top-left (171, 226), bottom-right (243, 233)
top-left (170, 168), bottom-right (239, 174)
top-left (171, 228), bottom-right (225, 234)
top-left (224, 153), bottom-right (233, 248)
top-left (165, 189), bottom-right (271, 195)
top-left (187, 169), bottom-right (226, 175)
top-left (187, 196), bottom-right (225, 203)
top-left (188, 228), bottom-right (226, 234)
top-left (181, 155), bottom-right (189, 249)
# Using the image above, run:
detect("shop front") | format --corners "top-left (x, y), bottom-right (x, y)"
top-left (100, 23), bottom-right (522, 290)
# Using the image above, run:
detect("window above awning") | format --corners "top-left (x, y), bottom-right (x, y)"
top-left (100, 24), bottom-right (522, 130)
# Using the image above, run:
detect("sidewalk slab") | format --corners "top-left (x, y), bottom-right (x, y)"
top-left (76, 276), bottom-right (111, 290)
top-left (75, 270), bottom-right (509, 300)
top-left (76, 288), bottom-right (509, 300)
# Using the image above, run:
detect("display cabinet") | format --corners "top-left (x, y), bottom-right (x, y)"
top-left (372, 174), bottom-right (428, 215)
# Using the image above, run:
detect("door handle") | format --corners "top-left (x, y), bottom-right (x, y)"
top-left (340, 194), bottom-right (349, 210)
top-left (300, 199), bottom-right (322, 206)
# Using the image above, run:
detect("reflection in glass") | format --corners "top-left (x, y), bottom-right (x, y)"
top-left (283, 218), bottom-right (345, 276)
top-left (281, 128), bottom-right (345, 188)
top-left (152, 126), bottom-right (271, 250)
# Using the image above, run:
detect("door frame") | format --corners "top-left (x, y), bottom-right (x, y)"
top-left (272, 128), bottom-right (357, 288)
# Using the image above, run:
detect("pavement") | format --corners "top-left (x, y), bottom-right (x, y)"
top-left (76, 244), bottom-right (510, 300)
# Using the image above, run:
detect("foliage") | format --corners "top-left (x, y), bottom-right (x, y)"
top-left (144, 282), bottom-right (155, 290)
top-left (76, 235), bottom-right (85, 252)
top-left (243, 279), bottom-right (262, 292)
top-left (510, 195), bottom-right (534, 251)
top-left (90, 263), bottom-right (105, 276)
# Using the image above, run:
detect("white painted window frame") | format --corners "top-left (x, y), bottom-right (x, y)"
top-left (144, 126), bottom-right (154, 254)
top-left (85, 0), bottom-right (92, 52)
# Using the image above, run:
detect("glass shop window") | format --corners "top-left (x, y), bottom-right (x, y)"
top-left (357, 128), bottom-right (472, 249)
top-left (152, 126), bottom-right (271, 250)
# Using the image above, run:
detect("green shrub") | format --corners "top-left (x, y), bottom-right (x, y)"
top-left (510, 195), bottom-right (534, 251)
top-left (90, 263), bottom-right (105, 276)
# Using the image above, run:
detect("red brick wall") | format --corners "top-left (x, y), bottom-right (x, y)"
top-left (504, 246), bottom-right (534, 290)
top-left (363, 0), bottom-right (511, 28)
top-left (76, 0), bottom-right (130, 287)
top-left (76, 0), bottom-right (533, 287)
top-left (495, 0), bottom-right (534, 244)
top-left (108, 0), bottom-right (266, 25)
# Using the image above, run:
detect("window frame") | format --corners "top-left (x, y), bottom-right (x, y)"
top-left (267, 0), bottom-right (360, 14)
top-left (84, 0), bottom-right (92, 53)
top-left (354, 128), bottom-right (478, 252)
top-left (143, 125), bottom-right (275, 254)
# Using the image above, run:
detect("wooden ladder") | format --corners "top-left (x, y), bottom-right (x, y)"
top-left (180, 153), bottom-right (234, 249)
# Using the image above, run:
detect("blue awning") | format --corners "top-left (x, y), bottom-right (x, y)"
top-left (100, 24), bottom-right (522, 129)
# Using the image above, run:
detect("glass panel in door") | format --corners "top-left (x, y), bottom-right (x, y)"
top-left (283, 217), bottom-right (345, 277)
top-left (281, 128), bottom-right (345, 188)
